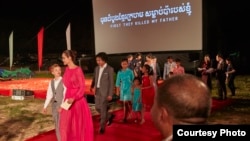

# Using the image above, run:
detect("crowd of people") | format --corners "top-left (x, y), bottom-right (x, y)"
top-left (197, 53), bottom-right (236, 100)
top-left (42, 50), bottom-right (236, 141)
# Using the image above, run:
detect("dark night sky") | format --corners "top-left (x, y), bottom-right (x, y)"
top-left (204, 1), bottom-right (249, 74)
top-left (0, 0), bottom-right (93, 55)
top-left (0, 0), bottom-right (249, 71)
top-left (205, 1), bottom-right (249, 55)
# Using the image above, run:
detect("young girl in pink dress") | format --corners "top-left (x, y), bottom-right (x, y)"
top-left (60, 50), bottom-right (93, 141)
top-left (140, 64), bottom-right (155, 124)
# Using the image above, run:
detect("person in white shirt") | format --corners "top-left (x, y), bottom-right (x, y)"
top-left (150, 74), bottom-right (211, 141)
top-left (163, 56), bottom-right (176, 80)
top-left (90, 52), bottom-right (115, 134)
top-left (42, 64), bottom-right (66, 141)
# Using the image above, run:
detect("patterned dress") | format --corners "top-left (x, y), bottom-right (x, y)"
top-left (141, 75), bottom-right (155, 106)
top-left (115, 68), bottom-right (134, 101)
top-left (134, 59), bottom-right (142, 78)
top-left (60, 66), bottom-right (93, 141)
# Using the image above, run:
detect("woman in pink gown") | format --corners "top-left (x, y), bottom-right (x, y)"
top-left (60, 50), bottom-right (94, 141)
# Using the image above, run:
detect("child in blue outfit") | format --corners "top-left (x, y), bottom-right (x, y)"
top-left (116, 58), bottom-right (134, 122)
top-left (131, 77), bottom-right (142, 123)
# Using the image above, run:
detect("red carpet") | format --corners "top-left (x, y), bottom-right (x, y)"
top-left (24, 99), bottom-right (233, 141)
top-left (0, 78), bottom-right (233, 141)
top-left (211, 98), bottom-right (234, 113)
top-left (25, 110), bottom-right (162, 141)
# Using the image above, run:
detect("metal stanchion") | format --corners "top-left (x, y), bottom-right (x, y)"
top-left (193, 60), bottom-right (199, 76)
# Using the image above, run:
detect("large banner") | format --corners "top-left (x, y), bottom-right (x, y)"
top-left (9, 31), bottom-right (13, 70)
top-left (37, 27), bottom-right (44, 71)
top-left (66, 23), bottom-right (71, 50)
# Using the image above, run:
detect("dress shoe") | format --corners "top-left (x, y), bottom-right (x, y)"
top-left (122, 118), bottom-right (127, 123)
top-left (107, 114), bottom-right (115, 126)
top-left (217, 97), bottom-right (223, 100)
top-left (99, 127), bottom-right (105, 134)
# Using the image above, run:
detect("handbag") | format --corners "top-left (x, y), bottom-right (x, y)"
top-left (111, 94), bottom-right (120, 102)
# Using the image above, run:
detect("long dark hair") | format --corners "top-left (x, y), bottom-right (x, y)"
top-left (63, 50), bottom-right (77, 63)
top-left (119, 58), bottom-right (128, 71)
top-left (133, 77), bottom-right (142, 84)
top-left (96, 52), bottom-right (108, 62)
top-left (143, 64), bottom-right (153, 75)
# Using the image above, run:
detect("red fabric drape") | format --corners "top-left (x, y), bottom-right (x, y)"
top-left (37, 27), bottom-right (44, 70)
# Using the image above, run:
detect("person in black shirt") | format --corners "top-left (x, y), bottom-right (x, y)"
top-left (225, 57), bottom-right (236, 96)
top-left (215, 53), bottom-right (227, 100)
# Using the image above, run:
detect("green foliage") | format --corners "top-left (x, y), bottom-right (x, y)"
top-left (1, 68), bottom-right (33, 78)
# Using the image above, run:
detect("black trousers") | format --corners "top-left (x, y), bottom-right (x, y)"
top-left (227, 76), bottom-right (236, 95)
top-left (217, 77), bottom-right (227, 99)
